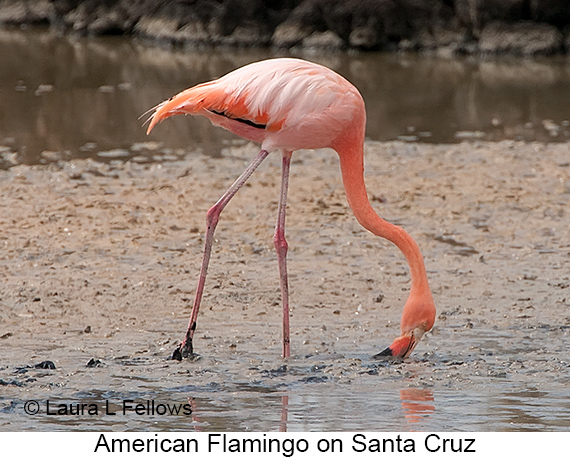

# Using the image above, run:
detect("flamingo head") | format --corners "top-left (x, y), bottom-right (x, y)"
top-left (374, 289), bottom-right (436, 358)
top-left (373, 327), bottom-right (427, 358)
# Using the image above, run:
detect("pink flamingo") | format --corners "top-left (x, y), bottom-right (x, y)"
top-left (146, 58), bottom-right (436, 360)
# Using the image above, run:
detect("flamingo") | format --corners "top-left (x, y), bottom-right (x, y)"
top-left (145, 58), bottom-right (436, 360)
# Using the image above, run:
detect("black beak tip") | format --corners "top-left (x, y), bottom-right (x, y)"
top-left (372, 347), bottom-right (394, 359)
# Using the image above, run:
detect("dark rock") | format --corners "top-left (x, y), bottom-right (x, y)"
top-left (0, 0), bottom-right (53, 25)
top-left (349, 25), bottom-right (378, 49)
top-left (272, 23), bottom-right (311, 48)
top-left (480, 21), bottom-right (563, 55)
top-left (86, 358), bottom-right (103, 368)
top-left (302, 30), bottom-right (344, 50)
top-left (530, 0), bottom-right (570, 27)
top-left (0, 0), bottom-right (569, 55)
top-left (34, 360), bottom-right (56, 369)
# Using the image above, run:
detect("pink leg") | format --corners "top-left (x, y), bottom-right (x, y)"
top-left (274, 151), bottom-right (293, 358)
top-left (173, 149), bottom-right (270, 360)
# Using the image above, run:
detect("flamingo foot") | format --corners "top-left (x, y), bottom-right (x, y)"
top-left (171, 331), bottom-right (195, 361)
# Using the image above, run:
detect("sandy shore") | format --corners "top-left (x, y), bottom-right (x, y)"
top-left (1, 140), bottom-right (569, 430)
top-left (2, 138), bottom-right (568, 357)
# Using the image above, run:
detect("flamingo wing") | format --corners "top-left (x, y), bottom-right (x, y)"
top-left (146, 58), bottom-right (364, 152)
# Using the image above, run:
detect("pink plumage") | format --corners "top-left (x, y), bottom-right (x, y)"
top-left (147, 58), bottom-right (365, 152)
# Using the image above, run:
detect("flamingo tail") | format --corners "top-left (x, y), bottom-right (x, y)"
top-left (145, 81), bottom-right (221, 134)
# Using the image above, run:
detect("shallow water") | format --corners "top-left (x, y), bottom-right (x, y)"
top-left (1, 28), bottom-right (570, 170)
top-left (4, 324), bottom-right (570, 432)
top-left (1, 30), bottom-right (570, 433)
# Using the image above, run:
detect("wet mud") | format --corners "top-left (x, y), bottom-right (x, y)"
top-left (1, 140), bottom-right (569, 431)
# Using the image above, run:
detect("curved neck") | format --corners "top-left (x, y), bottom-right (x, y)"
top-left (334, 137), bottom-right (430, 295)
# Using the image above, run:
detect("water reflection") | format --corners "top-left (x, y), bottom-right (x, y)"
top-left (6, 376), bottom-right (570, 431)
top-left (277, 389), bottom-right (435, 432)
top-left (280, 395), bottom-right (289, 432)
top-left (399, 388), bottom-right (435, 426)
top-left (187, 397), bottom-right (204, 432)
top-left (1, 28), bottom-right (569, 169)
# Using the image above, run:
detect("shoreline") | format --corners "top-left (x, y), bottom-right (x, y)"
top-left (1, 0), bottom-right (569, 55)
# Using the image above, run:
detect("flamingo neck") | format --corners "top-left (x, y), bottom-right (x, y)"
top-left (334, 137), bottom-right (431, 297)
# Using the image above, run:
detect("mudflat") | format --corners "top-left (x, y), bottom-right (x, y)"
top-left (1, 140), bottom-right (569, 431)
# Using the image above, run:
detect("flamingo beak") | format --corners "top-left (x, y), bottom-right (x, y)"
top-left (373, 328), bottom-right (425, 358)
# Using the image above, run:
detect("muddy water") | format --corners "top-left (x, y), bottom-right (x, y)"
top-left (1, 28), bottom-right (570, 169)
top-left (1, 29), bottom-right (570, 433)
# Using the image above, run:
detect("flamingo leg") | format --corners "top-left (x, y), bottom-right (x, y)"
top-left (172, 149), bottom-right (270, 360)
top-left (274, 151), bottom-right (293, 358)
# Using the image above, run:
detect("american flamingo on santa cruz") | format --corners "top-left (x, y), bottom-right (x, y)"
top-left (145, 58), bottom-right (436, 360)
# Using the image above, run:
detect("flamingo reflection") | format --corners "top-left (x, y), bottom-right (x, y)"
top-left (400, 388), bottom-right (435, 425)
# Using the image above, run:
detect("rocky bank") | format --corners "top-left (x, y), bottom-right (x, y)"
top-left (1, 0), bottom-right (570, 55)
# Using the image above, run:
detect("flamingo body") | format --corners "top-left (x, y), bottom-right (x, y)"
top-left (146, 58), bottom-right (435, 359)
top-left (147, 58), bottom-right (364, 152)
